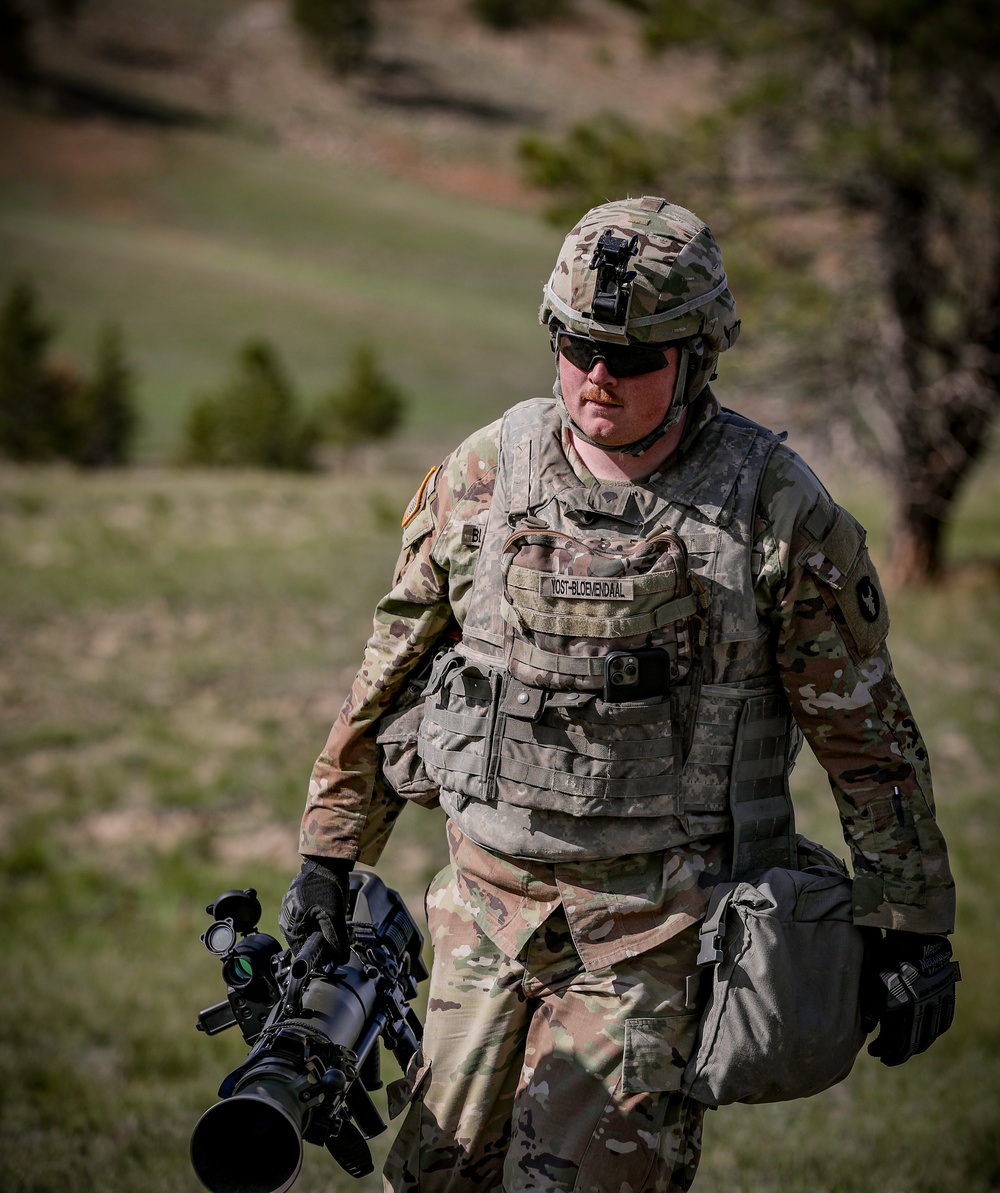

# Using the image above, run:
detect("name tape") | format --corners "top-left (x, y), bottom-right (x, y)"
top-left (539, 576), bottom-right (634, 600)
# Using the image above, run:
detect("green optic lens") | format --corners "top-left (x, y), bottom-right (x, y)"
top-left (223, 954), bottom-right (255, 988)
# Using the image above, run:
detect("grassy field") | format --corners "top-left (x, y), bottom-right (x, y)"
top-left (2, 75), bottom-right (999, 1193)
top-left (1, 450), bottom-right (998, 1193)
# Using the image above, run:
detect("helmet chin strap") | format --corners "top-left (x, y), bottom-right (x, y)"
top-left (557, 343), bottom-right (693, 458)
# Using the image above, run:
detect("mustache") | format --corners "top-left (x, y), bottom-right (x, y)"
top-left (580, 385), bottom-right (623, 406)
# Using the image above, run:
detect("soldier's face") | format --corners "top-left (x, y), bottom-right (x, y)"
top-left (559, 345), bottom-right (680, 449)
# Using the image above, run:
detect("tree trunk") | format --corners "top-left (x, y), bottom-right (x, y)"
top-left (886, 486), bottom-right (945, 589)
top-left (873, 163), bottom-right (1000, 589)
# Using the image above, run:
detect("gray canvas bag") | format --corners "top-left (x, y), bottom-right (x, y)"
top-left (681, 864), bottom-right (874, 1106)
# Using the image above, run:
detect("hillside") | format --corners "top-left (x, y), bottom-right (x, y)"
top-left (23, 0), bottom-right (718, 207)
top-left (0, 1), bottom-right (739, 462)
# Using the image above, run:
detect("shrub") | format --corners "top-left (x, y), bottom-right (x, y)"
top-left (180, 338), bottom-right (316, 470)
top-left (317, 344), bottom-right (406, 448)
top-left (290, 0), bottom-right (374, 75)
top-left (469, 0), bottom-right (570, 30)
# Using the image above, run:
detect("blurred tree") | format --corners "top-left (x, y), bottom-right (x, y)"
top-left (522, 0), bottom-right (1000, 586)
top-left (69, 324), bottom-right (139, 467)
top-left (469, 0), bottom-right (570, 30)
top-left (0, 0), bottom-right (32, 90)
top-left (0, 278), bottom-right (75, 460)
top-left (0, 0), bottom-right (84, 90)
top-left (521, 112), bottom-right (667, 226)
top-left (180, 339), bottom-right (316, 470)
top-left (290, 0), bottom-right (374, 76)
top-left (318, 344), bottom-right (406, 448)
top-left (0, 280), bottom-right (140, 466)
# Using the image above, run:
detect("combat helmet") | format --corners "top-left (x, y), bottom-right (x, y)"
top-left (540, 196), bottom-right (740, 453)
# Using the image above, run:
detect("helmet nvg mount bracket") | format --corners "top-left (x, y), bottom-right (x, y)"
top-left (589, 230), bottom-right (640, 328)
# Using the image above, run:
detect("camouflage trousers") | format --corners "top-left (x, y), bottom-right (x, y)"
top-left (384, 865), bottom-right (706, 1193)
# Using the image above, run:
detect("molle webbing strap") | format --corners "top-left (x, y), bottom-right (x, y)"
top-left (495, 758), bottom-right (681, 808)
top-left (501, 715), bottom-right (675, 760)
top-left (507, 424), bottom-right (537, 525)
top-left (418, 740), bottom-right (486, 779)
top-left (730, 693), bottom-right (797, 879)
top-left (508, 638), bottom-right (679, 679)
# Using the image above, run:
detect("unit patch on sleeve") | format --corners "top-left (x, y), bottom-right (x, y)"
top-left (798, 503), bottom-right (890, 662)
top-left (402, 466), bottom-right (439, 529)
top-left (856, 575), bottom-right (881, 623)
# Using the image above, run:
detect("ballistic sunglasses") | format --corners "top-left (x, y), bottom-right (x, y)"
top-left (555, 329), bottom-right (674, 378)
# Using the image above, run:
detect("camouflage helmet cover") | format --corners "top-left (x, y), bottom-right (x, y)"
top-left (539, 196), bottom-right (740, 354)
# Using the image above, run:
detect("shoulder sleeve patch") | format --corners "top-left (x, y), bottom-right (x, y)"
top-left (798, 504), bottom-right (890, 661)
top-left (402, 466), bottom-right (438, 529)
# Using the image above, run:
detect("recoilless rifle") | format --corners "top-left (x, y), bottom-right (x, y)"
top-left (191, 871), bottom-right (427, 1193)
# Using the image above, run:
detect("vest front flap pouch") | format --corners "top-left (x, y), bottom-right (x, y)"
top-left (416, 654), bottom-right (499, 802)
top-left (501, 527), bottom-right (703, 692)
top-left (681, 866), bottom-right (872, 1106)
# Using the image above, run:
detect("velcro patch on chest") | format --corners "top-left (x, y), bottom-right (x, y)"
top-left (538, 576), bottom-right (635, 600)
top-left (461, 522), bottom-right (483, 547)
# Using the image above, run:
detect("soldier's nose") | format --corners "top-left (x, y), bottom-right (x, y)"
top-left (588, 359), bottom-right (617, 385)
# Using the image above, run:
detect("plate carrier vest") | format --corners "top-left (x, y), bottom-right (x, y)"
top-left (417, 397), bottom-right (799, 867)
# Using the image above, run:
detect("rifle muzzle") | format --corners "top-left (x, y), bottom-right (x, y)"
top-left (190, 1082), bottom-right (303, 1193)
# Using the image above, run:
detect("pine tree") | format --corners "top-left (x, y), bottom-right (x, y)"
top-left (70, 324), bottom-right (139, 467)
top-left (319, 344), bottom-right (406, 448)
top-left (181, 339), bottom-right (316, 470)
top-left (0, 278), bottom-right (69, 461)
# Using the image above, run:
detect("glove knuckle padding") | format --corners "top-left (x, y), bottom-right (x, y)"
top-left (280, 861), bottom-right (350, 961)
top-left (868, 933), bottom-right (959, 1066)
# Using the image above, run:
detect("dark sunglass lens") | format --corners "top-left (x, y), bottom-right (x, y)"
top-left (558, 338), bottom-right (596, 371)
top-left (557, 334), bottom-right (668, 377)
top-left (613, 347), bottom-right (667, 376)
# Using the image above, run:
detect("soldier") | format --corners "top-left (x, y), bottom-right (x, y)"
top-left (280, 197), bottom-right (957, 1192)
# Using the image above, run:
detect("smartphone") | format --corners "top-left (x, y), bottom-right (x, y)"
top-left (603, 648), bottom-right (670, 702)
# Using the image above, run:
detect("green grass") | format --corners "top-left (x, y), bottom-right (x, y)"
top-left (0, 462), bottom-right (449, 1193)
top-left (1, 456), bottom-right (997, 1193)
top-left (0, 118), bottom-right (562, 459)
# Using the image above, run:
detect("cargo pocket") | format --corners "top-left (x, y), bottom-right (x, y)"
top-left (377, 698), bottom-right (438, 806)
top-left (377, 645), bottom-right (459, 806)
top-left (622, 1014), bottom-right (702, 1095)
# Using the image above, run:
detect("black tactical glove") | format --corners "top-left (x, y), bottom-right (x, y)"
top-left (278, 857), bottom-right (352, 963)
top-left (866, 930), bottom-right (960, 1067)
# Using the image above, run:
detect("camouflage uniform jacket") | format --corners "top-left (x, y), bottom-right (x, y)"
top-left (300, 390), bottom-right (955, 969)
